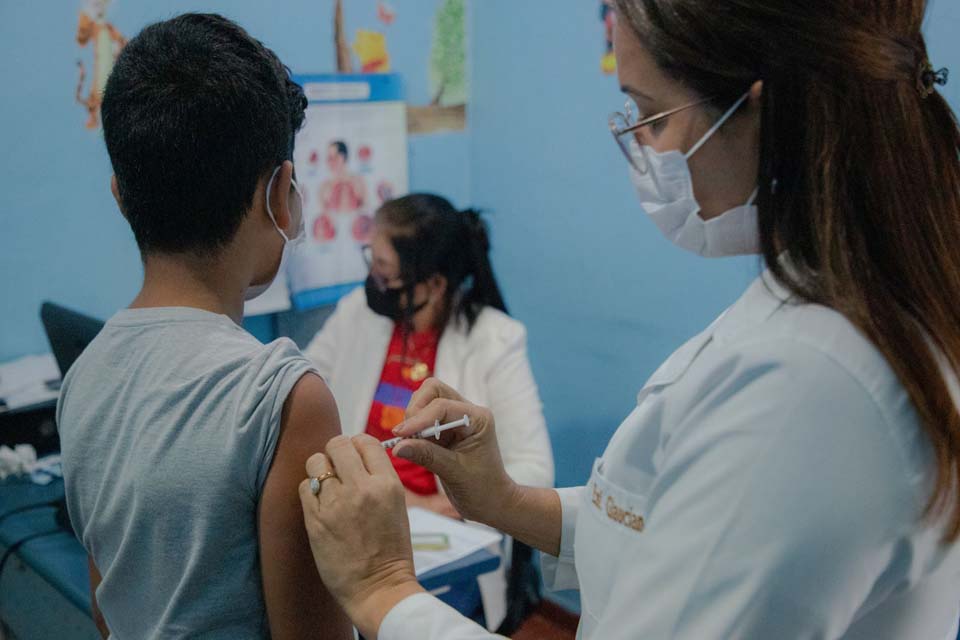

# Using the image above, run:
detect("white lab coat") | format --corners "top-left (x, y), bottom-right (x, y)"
top-left (376, 271), bottom-right (960, 640)
top-left (303, 288), bottom-right (555, 629)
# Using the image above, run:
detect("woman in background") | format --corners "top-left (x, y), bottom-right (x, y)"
top-left (304, 193), bottom-right (554, 628)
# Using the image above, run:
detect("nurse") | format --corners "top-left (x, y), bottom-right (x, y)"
top-left (298, 1), bottom-right (960, 638)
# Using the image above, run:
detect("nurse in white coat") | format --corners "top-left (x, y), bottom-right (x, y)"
top-left (298, 1), bottom-right (960, 638)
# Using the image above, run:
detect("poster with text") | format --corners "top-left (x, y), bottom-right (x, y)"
top-left (287, 74), bottom-right (408, 310)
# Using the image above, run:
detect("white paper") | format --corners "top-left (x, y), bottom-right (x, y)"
top-left (0, 354), bottom-right (59, 396)
top-left (4, 384), bottom-right (60, 410)
top-left (408, 507), bottom-right (503, 577)
top-left (0, 353), bottom-right (60, 410)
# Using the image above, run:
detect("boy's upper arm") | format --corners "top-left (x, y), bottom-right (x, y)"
top-left (258, 372), bottom-right (354, 639)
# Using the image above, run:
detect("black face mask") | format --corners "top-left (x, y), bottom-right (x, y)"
top-left (365, 274), bottom-right (428, 321)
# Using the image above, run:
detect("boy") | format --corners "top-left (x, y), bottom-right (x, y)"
top-left (57, 13), bottom-right (352, 639)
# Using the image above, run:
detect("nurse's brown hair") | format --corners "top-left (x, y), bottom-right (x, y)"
top-left (615, 0), bottom-right (960, 538)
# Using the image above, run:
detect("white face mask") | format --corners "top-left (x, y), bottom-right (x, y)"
top-left (245, 165), bottom-right (305, 301)
top-left (629, 91), bottom-right (759, 258)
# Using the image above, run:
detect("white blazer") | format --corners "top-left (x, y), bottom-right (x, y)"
top-left (303, 287), bottom-right (555, 490)
top-left (375, 271), bottom-right (960, 640)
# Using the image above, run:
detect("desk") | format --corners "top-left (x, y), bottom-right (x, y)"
top-left (420, 543), bottom-right (500, 620)
top-left (0, 478), bottom-right (499, 638)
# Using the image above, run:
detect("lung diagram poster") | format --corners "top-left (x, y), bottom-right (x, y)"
top-left (288, 73), bottom-right (409, 310)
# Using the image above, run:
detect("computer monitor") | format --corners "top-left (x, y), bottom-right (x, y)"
top-left (40, 302), bottom-right (105, 378)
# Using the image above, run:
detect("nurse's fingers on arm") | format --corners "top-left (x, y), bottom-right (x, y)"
top-left (298, 479), bottom-right (321, 521)
top-left (304, 452), bottom-right (346, 504)
top-left (405, 378), bottom-right (465, 420)
top-left (305, 452), bottom-right (331, 479)
top-left (352, 434), bottom-right (397, 477)
top-left (318, 476), bottom-right (345, 505)
top-left (298, 479), bottom-right (336, 536)
top-left (324, 435), bottom-right (368, 484)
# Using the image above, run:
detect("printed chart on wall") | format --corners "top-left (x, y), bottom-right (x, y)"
top-left (288, 74), bottom-right (409, 310)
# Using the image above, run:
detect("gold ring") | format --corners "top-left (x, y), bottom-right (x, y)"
top-left (310, 471), bottom-right (337, 495)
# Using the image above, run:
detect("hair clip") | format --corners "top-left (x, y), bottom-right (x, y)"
top-left (918, 60), bottom-right (949, 99)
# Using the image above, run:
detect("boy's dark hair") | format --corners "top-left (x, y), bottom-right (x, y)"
top-left (101, 13), bottom-right (307, 255)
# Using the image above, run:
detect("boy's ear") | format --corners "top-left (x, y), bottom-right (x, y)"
top-left (110, 175), bottom-right (129, 221)
top-left (267, 161), bottom-right (295, 233)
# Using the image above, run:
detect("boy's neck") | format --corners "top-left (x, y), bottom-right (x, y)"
top-left (132, 253), bottom-right (246, 325)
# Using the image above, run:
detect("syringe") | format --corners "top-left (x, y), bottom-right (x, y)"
top-left (381, 415), bottom-right (471, 449)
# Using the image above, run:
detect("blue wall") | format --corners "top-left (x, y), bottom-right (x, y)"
top-left (0, 0), bottom-right (469, 361)
top-left (470, 2), bottom-right (752, 488)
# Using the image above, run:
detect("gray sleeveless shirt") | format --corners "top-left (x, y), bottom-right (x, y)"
top-left (58, 307), bottom-right (317, 638)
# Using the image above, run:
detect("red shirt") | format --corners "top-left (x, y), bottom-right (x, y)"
top-left (365, 324), bottom-right (440, 495)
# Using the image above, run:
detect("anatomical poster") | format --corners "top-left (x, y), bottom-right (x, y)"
top-left (287, 73), bottom-right (409, 310)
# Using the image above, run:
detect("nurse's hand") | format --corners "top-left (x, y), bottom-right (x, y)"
top-left (298, 435), bottom-right (424, 638)
top-left (392, 378), bottom-right (518, 529)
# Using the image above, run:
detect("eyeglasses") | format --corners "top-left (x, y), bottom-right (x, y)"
top-left (609, 96), bottom-right (714, 174)
top-left (361, 244), bottom-right (404, 291)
